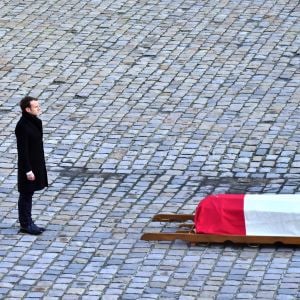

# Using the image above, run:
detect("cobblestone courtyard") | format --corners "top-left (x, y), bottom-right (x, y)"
top-left (0, 0), bottom-right (300, 299)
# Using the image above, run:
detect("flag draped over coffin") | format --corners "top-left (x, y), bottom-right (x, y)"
top-left (194, 194), bottom-right (300, 237)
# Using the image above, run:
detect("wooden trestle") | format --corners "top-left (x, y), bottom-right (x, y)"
top-left (141, 214), bottom-right (300, 245)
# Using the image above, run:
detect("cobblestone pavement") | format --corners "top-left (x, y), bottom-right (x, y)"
top-left (0, 0), bottom-right (299, 299)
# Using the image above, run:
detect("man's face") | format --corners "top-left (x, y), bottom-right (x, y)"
top-left (26, 100), bottom-right (41, 116)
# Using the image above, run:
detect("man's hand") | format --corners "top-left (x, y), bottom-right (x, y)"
top-left (26, 171), bottom-right (35, 181)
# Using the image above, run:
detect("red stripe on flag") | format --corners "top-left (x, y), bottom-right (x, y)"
top-left (194, 194), bottom-right (246, 235)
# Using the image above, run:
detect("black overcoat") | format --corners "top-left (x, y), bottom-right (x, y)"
top-left (15, 112), bottom-right (48, 193)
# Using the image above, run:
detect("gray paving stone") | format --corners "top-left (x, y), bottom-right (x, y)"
top-left (0, 0), bottom-right (299, 299)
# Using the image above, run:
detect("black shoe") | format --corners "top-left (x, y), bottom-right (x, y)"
top-left (31, 222), bottom-right (46, 232)
top-left (20, 223), bottom-right (42, 235)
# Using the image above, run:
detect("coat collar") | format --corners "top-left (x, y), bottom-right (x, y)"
top-left (22, 111), bottom-right (42, 132)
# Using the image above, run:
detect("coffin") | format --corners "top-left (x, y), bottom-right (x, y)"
top-left (194, 194), bottom-right (300, 237)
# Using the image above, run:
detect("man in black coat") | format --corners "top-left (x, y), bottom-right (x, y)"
top-left (15, 96), bottom-right (48, 235)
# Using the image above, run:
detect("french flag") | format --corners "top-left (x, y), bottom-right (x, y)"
top-left (194, 194), bottom-right (300, 236)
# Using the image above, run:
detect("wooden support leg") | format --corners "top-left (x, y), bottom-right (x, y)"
top-left (152, 214), bottom-right (194, 222)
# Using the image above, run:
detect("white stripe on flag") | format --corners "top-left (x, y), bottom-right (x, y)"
top-left (244, 194), bottom-right (300, 236)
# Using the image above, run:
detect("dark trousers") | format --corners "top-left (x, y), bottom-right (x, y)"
top-left (18, 192), bottom-right (34, 227)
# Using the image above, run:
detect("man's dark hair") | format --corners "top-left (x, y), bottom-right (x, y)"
top-left (19, 96), bottom-right (37, 112)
